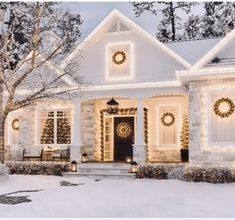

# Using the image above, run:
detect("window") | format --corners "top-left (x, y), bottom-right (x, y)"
top-left (158, 105), bottom-right (179, 146)
top-left (40, 110), bottom-right (71, 145)
top-left (211, 94), bottom-right (235, 143)
top-left (106, 42), bottom-right (134, 81)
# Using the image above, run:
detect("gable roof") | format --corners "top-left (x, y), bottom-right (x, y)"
top-left (166, 38), bottom-right (221, 65)
top-left (61, 9), bottom-right (191, 70)
top-left (191, 28), bottom-right (235, 70)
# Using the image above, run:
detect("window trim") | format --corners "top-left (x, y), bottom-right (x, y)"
top-left (156, 104), bottom-right (181, 148)
top-left (39, 109), bottom-right (71, 146)
top-left (105, 41), bottom-right (134, 81)
top-left (208, 91), bottom-right (235, 147)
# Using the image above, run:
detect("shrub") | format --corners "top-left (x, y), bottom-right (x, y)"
top-left (5, 161), bottom-right (70, 176)
top-left (182, 166), bottom-right (235, 184)
top-left (0, 163), bottom-right (9, 182)
top-left (136, 164), bottom-right (185, 179)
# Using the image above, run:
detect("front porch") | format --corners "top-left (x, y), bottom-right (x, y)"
top-left (75, 94), bottom-right (189, 164)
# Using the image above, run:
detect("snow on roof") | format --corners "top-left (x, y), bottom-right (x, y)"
top-left (166, 38), bottom-right (221, 65)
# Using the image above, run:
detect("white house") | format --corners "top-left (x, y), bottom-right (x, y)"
top-left (5, 10), bottom-right (235, 167)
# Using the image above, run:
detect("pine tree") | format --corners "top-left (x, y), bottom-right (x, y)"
top-left (41, 118), bottom-right (55, 144)
top-left (57, 118), bottom-right (71, 144)
top-left (183, 15), bottom-right (202, 40)
top-left (180, 114), bottom-right (189, 149)
top-left (131, 2), bottom-right (197, 42)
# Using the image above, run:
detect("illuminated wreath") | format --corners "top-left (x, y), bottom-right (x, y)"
top-left (214, 97), bottom-right (235, 118)
top-left (12, 118), bottom-right (19, 131)
top-left (112, 51), bottom-right (126, 65)
top-left (116, 122), bottom-right (132, 138)
top-left (161, 112), bottom-right (175, 127)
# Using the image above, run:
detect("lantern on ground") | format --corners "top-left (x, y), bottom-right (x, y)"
top-left (126, 156), bottom-right (132, 163)
top-left (71, 161), bottom-right (77, 172)
top-left (82, 153), bottom-right (88, 163)
top-left (130, 161), bottom-right (138, 173)
top-left (107, 98), bottom-right (119, 114)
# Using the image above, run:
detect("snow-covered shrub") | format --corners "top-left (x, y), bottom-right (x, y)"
top-left (0, 163), bottom-right (9, 182)
top-left (5, 161), bottom-right (70, 176)
top-left (182, 166), bottom-right (235, 184)
top-left (136, 164), bottom-right (185, 179)
top-left (167, 166), bottom-right (184, 180)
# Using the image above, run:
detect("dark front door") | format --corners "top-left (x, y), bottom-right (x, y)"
top-left (114, 117), bottom-right (134, 161)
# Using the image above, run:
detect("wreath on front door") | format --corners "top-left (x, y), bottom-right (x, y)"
top-left (161, 112), bottom-right (175, 127)
top-left (116, 122), bottom-right (132, 138)
top-left (112, 51), bottom-right (126, 65)
top-left (214, 97), bottom-right (235, 118)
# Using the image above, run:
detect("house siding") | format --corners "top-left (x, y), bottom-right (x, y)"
top-left (73, 31), bottom-right (186, 86)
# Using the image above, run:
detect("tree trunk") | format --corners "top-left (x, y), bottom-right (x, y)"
top-left (0, 117), bottom-right (5, 163)
top-left (169, 2), bottom-right (176, 41)
top-left (0, 81), bottom-right (5, 163)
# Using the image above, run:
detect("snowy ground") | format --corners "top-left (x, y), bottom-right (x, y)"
top-left (0, 175), bottom-right (235, 218)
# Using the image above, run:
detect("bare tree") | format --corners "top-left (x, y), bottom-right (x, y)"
top-left (0, 2), bottom-right (83, 162)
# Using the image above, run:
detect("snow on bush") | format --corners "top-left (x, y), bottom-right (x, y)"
top-left (137, 164), bottom-right (235, 184)
top-left (136, 164), bottom-right (184, 179)
top-left (5, 161), bottom-right (70, 176)
top-left (0, 163), bottom-right (9, 182)
top-left (182, 166), bottom-right (235, 184)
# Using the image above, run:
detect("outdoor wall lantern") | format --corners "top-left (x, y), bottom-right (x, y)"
top-left (126, 156), bottom-right (132, 163)
top-left (130, 161), bottom-right (138, 173)
top-left (71, 161), bottom-right (77, 172)
top-left (82, 153), bottom-right (88, 163)
top-left (107, 98), bottom-right (119, 114)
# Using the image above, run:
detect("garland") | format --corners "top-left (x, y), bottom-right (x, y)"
top-left (112, 51), bottom-right (126, 65)
top-left (161, 112), bottom-right (175, 127)
top-left (214, 97), bottom-right (235, 118)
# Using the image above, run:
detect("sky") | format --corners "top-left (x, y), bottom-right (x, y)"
top-left (62, 2), bottom-right (204, 40)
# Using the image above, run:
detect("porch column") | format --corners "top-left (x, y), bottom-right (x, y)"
top-left (70, 100), bottom-right (82, 163)
top-left (133, 97), bottom-right (146, 164)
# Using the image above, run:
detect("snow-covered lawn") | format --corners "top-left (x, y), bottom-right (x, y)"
top-left (0, 175), bottom-right (235, 218)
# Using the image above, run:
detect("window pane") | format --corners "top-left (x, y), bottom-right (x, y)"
top-left (211, 95), bottom-right (235, 142)
top-left (57, 117), bottom-right (71, 144)
top-left (41, 118), bottom-right (54, 144)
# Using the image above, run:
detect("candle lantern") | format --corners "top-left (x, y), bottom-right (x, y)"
top-left (71, 161), bottom-right (77, 172)
top-left (82, 153), bottom-right (88, 163)
top-left (126, 156), bottom-right (132, 163)
top-left (130, 161), bottom-right (138, 173)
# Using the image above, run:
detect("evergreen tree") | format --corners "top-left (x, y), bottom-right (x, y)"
top-left (57, 118), bottom-right (71, 144)
top-left (180, 114), bottom-right (189, 149)
top-left (132, 2), bottom-right (196, 42)
top-left (41, 118), bottom-right (54, 144)
top-left (183, 15), bottom-right (202, 40)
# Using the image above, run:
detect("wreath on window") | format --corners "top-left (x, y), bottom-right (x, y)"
top-left (116, 122), bottom-right (132, 138)
top-left (112, 51), bottom-right (126, 65)
top-left (161, 112), bottom-right (175, 127)
top-left (214, 97), bottom-right (235, 118)
top-left (12, 118), bottom-right (19, 131)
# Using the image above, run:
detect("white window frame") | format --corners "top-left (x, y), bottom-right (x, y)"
top-left (105, 41), bottom-right (134, 81)
top-left (156, 104), bottom-right (181, 148)
top-left (39, 109), bottom-right (71, 146)
top-left (208, 90), bottom-right (235, 147)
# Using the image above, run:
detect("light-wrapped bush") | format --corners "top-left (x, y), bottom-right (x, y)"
top-left (182, 166), bottom-right (235, 184)
top-left (136, 164), bottom-right (185, 179)
top-left (0, 163), bottom-right (9, 182)
top-left (5, 161), bottom-right (70, 176)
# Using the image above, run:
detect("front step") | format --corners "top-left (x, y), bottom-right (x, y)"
top-left (63, 172), bottom-right (136, 180)
top-left (62, 162), bottom-right (136, 179)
